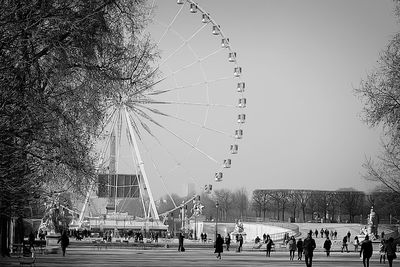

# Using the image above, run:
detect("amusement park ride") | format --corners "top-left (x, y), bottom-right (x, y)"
top-left (41, 0), bottom-right (246, 236)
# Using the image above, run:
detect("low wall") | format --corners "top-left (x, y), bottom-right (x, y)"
top-left (192, 221), bottom-right (296, 242)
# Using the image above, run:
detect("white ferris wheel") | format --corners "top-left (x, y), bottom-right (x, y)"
top-left (78, 0), bottom-right (247, 226)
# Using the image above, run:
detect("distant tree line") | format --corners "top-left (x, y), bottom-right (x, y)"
top-left (158, 187), bottom-right (400, 225)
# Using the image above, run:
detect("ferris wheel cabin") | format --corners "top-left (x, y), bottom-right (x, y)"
top-left (237, 114), bottom-right (246, 123)
top-left (212, 25), bottom-right (220, 35)
top-left (223, 159), bottom-right (232, 168)
top-left (215, 172), bottom-right (223, 182)
top-left (238, 98), bottom-right (247, 108)
top-left (221, 38), bottom-right (230, 48)
top-left (230, 144), bottom-right (239, 154)
top-left (189, 3), bottom-right (198, 13)
top-left (202, 13), bottom-right (210, 23)
top-left (229, 52), bottom-right (237, 62)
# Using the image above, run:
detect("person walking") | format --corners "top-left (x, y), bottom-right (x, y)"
top-left (288, 236), bottom-right (296, 261)
top-left (379, 239), bottom-right (386, 264)
top-left (178, 232), bottom-right (185, 252)
top-left (385, 237), bottom-right (397, 267)
top-left (354, 236), bottom-right (360, 252)
top-left (341, 235), bottom-right (349, 253)
top-left (238, 234), bottom-right (243, 252)
top-left (28, 232), bottom-right (35, 251)
top-left (57, 231), bottom-right (69, 257)
top-left (323, 236), bottom-right (332, 257)
top-left (325, 229), bottom-right (329, 238)
top-left (296, 238), bottom-right (304, 260)
top-left (303, 231), bottom-right (316, 267)
top-left (214, 234), bottom-right (224, 259)
top-left (265, 235), bottom-right (274, 257)
top-left (360, 235), bottom-right (373, 267)
top-left (225, 234), bottom-right (231, 251)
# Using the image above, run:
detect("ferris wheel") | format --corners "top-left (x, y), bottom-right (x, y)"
top-left (78, 0), bottom-right (247, 225)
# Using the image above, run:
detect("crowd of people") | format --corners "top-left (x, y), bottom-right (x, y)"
top-left (23, 227), bottom-right (398, 265)
top-left (250, 229), bottom-right (398, 267)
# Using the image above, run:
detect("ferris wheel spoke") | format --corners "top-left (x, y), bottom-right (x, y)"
top-left (151, 21), bottom-right (208, 74)
top-left (127, 104), bottom-right (219, 165)
top-left (143, 100), bottom-right (235, 108)
top-left (162, 46), bottom-right (223, 76)
top-left (133, 126), bottom-right (179, 209)
top-left (145, 76), bottom-right (232, 96)
top-left (151, 120), bottom-right (219, 164)
top-left (128, 110), bottom-right (199, 209)
top-left (153, 3), bottom-right (185, 46)
top-left (135, 103), bottom-right (234, 138)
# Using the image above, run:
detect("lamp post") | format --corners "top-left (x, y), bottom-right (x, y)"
top-left (215, 201), bottom-right (219, 241)
top-left (194, 213), bottom-right (197, 240)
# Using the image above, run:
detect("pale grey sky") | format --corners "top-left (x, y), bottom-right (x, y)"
top-left (200, 0), bottom-right (398, 194)
top-left (111, 0), bottom-right (399, 199)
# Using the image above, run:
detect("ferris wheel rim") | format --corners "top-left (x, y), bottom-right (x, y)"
top-left (79, 0), bottom-right (247, 223)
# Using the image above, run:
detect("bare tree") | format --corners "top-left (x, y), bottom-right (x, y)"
top-left (294, 190), bottom-right (312, 222)
top-left (214, 189), bottom-right (233, 222)
top-left (287, 190), bottom-right (298, 222)
top-left (356, 2), bottom-right (400, 196)
top-left (0, 0), bottom-right (157, 255)
top-left (267, 190), bottom-right (290, 221)
top-left (337, 190), bottom-right (365, 223)
top-left (232, 187), bottom-right (249, 220)
top-left (252, 190), bottom-right (269, 220)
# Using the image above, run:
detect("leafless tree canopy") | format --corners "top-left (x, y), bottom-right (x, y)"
top-left (356, 1), bottom-right (400, 195)
top-left (0, 0), bottom-right (157, 218)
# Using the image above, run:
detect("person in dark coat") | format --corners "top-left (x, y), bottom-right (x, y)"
top-left (265, 235), bottom-right (274, 257)
top-left (296, 238), bottom-right (304, 260)
top-left (303, 232), bottom-right (316, 267)
top-left (360, 235), bottom-right (373, 267)
top-left (178, 232), bottom-right (185, 252)
top-left (58, 231), bottom-right (69, 256)
top-left (323, 236), bottom-right (332, 256)
top-left (214, 234), bottom-right (224, 259)
top-left (225, 234), bottom-right (231, 251)
top-left (28, 232), bottom-right (35, 251)
top-left (385, 237), bottom-right (397, 267)
top-left (341, 235), bottom-right (349, 252)
top-left (288, 236), bottom-right (296, 261)
top-left (238, 234), bottom-right (243, 252)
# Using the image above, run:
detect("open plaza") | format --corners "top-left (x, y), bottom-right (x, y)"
top-left (1, 222), bottom-right (399, 266)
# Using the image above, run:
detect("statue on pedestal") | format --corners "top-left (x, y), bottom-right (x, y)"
top-left (234, 219), bottom-right (244, 234)
top-left (367, 206), bottom-right (378, 239)
top-left (230, 219), bottom-right (246, 242)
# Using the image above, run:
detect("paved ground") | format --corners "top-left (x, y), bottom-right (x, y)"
top-left (1, 246), bottom-right (398, 267)
top-left (1, 223), bottom-right (396, 266)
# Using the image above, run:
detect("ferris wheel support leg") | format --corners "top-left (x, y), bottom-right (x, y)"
top-left (78, 181), bottom-right (94, 226)
top-left (124, 106), bottom-right (159, 220)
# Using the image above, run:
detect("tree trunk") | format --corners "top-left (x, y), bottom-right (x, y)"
top-left (302, 205), bottom-right (306, 222)
top-left (0, 214), bottom-right (10, 256)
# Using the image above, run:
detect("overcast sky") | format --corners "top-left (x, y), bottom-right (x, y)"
top-left (202, 0), bottom-right (398, 194)
top-left (112, 0), bottom-right (399, 199)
